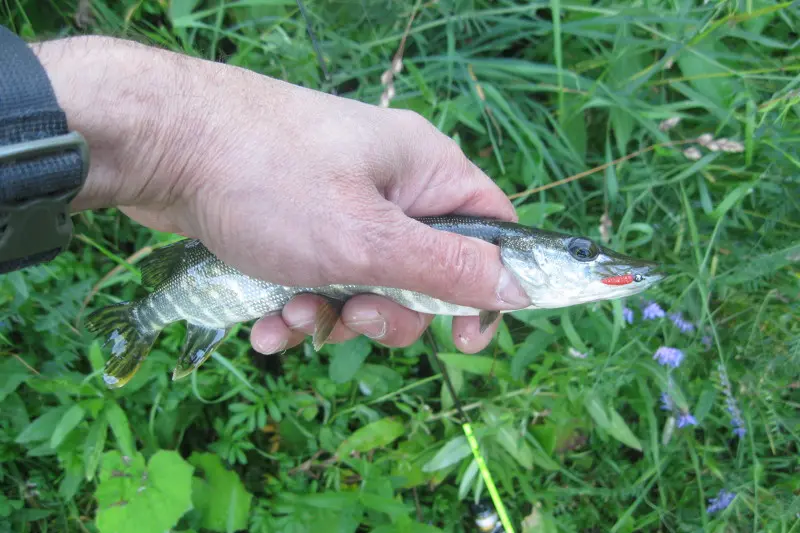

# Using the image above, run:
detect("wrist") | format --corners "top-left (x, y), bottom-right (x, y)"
top-left (31, 36), bottom-right (196, 212)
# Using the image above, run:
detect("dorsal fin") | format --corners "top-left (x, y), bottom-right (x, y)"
top-left (138, 239), bottom-right (195, 287)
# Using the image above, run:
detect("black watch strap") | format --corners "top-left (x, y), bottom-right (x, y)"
top-left (0, 25), bottom-right (89, 274)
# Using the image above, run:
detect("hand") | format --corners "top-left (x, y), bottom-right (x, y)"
top-left (35, 36), bottom-right (530, 355)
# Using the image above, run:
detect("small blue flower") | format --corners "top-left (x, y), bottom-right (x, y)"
top-left (623, 307), bottom-right (634, 324)
top-left (669, 312), bottom-right (695, 333)
top-left (719, 363), bottom-right (746, 439)
top-left (654, 346), bottom-right (684, 368)
top-left (677, 412), bottom-right (697, 428)
top-left (660, 392), bottom-right (674, 411)
top-left (707, 489), bottom-right (735, 514)
top-left (701, 335), bottom-right (712, 349)
top-left (642, 301), bottom-right (665, 320)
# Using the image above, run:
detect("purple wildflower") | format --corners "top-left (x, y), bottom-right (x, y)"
top-left (654, 346), bottom-right (684, 368)
top-left (707, 489), bottom-right (735, 514)
top-left (669, 312), bottom-right (695, 333)
top-left (660, 392), bottom-right (674, 411)
top-left (642, 301), bottom-right (665, 320)
top-left (677, 412), bottom-right (697, 428)
top-left (623, 307), bottom-right (634, 324)
top-left (701, 335), bottom-right (712, 349)
top-left (718, 363), bottom-right (746, 439)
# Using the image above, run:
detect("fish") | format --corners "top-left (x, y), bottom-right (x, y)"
top-left (85, 215), bottom-right (664, 388)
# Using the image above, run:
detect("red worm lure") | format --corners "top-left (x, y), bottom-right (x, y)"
top-left (601, 274), bottom-right (641, 286)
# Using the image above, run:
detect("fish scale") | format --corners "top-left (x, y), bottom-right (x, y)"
top-left (86, 215), bottom-right (664, 388)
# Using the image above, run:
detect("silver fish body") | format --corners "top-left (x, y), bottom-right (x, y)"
top-left (87, 215), bottom-right (664, 388)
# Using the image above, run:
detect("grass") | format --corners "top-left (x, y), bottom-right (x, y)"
top-left (1, 0), bottom-right (799, 532)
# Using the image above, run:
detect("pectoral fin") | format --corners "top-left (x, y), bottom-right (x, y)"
top-left (313, 298), bottom-right (345, 351)
top-left (173, 324), bottom-right (231, 380)
top-left (478, 310), bottom-right (500, 334)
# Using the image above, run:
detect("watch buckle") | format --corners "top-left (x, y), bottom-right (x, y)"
top-left (0, 131), bottom-right (89, 271)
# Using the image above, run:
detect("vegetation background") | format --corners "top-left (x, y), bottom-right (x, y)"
top-left (2, 0), bottom-right (799, 531)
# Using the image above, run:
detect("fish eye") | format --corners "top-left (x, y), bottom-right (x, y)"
top-left (568, 238), bottom-right (599, 262)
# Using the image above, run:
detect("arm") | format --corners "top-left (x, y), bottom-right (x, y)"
top-left (33, 35), bottom-right (529, 353)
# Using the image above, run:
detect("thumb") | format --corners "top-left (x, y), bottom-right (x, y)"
top-left (355, 209), bottom-right (532, 311)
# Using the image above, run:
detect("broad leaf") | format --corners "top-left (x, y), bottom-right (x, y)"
top-left (95, 450), bottom-right (194, 533)
top-left (337, 417), bottom-right (405, 457)
top-left (188, 452), bottom-right (252, 532)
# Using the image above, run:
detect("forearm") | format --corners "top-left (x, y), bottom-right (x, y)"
top-left (31, 36), bottom-right (201, 211)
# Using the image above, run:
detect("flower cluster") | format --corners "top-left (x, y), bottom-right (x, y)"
top-left (654, 346), bottom-right (684, 369)
top-left (707, 489), bottom-right (735, 514)
top-left (718, 363), bottom-right (746, 439)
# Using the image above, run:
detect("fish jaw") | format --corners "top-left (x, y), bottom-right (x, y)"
top-left (499, 233), bottom-right (664, 308)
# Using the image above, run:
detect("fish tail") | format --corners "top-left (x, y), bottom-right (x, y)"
top-left (86, 302), bottom-right (161, 389)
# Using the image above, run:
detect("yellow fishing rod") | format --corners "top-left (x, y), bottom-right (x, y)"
top-left (425, 331), bottom-right (516, 533)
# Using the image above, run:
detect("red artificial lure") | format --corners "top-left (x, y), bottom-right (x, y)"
top-left (601, 274), bottom-right (635, 286)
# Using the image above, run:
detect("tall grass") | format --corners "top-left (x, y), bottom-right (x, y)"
top-left (1, 1), bottom-right (798, 531)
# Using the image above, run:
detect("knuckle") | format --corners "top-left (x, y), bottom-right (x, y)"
top-left (434, 235), bottom-right (484, 299)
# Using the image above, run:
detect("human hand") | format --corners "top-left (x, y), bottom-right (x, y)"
top-left (35, 36), bottom-right (530, 355)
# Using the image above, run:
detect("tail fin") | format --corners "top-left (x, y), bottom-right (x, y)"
top-left (86, 302), bottom-right (161, 388)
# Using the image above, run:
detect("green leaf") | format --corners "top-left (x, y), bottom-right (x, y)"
top-left (0, 358), bottom-right (29, 402)
top-left (336, 417), bottom-right (405, 457)
top-left (711, 183), bottom-right (754, 219)
top-left (584, 394), bottom-right (642, 451)
top-left (50, 404), bottom-right (85, 449)
top-left (188, 452), bottom-right (253, 532)
top-left (516, 203), bottom-right (565, 226)
top-left (95, 450), bottom-right (194, 533)
top-left (329, 336), bottom-right (371, 383)
top-left (583, 393), bottom-right (611, 431)
top-left (512, 330), bottom-right (555, 380)
top-left (607, 409), bottom-right (642, 452)
top-left (105, 402), bottom-right (135, 457)
top-left (437, 353), bottom-right (511, 381)
top-left (15, 405), bottom-right (69, 444)
top-left (359, 493), bottom-right (410, 518)
top-left (423, 435), bottom-right (471, 472)
top-left (84, 416), bottom-right (109, 481)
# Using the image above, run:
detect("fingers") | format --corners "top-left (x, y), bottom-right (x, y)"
top-left (340, 294), bottom-right (434, 347)
top-left (348, 208), bottom-right (531, 312)
top-left (452, 315), bottom-right (500, 354)
top-left (251, 294), bottom-right (505, 354)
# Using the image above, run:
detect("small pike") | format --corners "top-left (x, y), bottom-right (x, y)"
top-left (86, 216), bottom-right (664, 388)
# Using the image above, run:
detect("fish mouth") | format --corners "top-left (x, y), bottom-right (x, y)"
top-left (598, 258), bottom-right (665, 289)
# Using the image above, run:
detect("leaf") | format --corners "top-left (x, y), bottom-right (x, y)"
top-left (584, 393), bottom-right (642, 451)
top-left (329, 336), bottom-right (371, 383)
top-left (336, 418), bottom-right (405, 457)
top-left (560, 93), bottom-right (587, 162)
top-left (188, 452), bottom-right (253, 532)
top-left (359, 493), bottom-right (410, 518)
top-left (50, 404), bottom-right (85, 449)
top-left (494, 426), bottom-right (534, 470)
top-left (511, 330), bottom-right (555, 380)
top-left (711, 183), bottom-right (754, 219)
top-left (516, 203), bottom-right (565, 226)
top-left (422, 435), bottom-right (471, 472)
top-left (105, 402), bottom-right (135, 457)
top-left (95, 450), bottom-right (194, 533)
top-left (84, 416), bottom-right (109, 481)
top-left (15, 405), bottom-right (69, 444)
top-left (0, 357), bottom-right (29, 402)
top-left (457, 458), bottom-right (480, 500)
top-left (607, 409), bottom-right (642, 452)
top-left (437, 353), bottom-right (511, 381)
top-left (583, 393), bottom-right (611, 431)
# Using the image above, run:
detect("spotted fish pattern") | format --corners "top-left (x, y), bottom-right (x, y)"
top-left (86, 215), bottom-right (663, 388)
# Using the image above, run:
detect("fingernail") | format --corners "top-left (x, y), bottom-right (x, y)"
top-left (346, 309), bottom-right (387, 339)
top-left (496, 268), bottom-right (531, 308)
top-left (255, 338), bottom-right (287, 355)
top-left (283, 306), bottom-right (316, 331)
